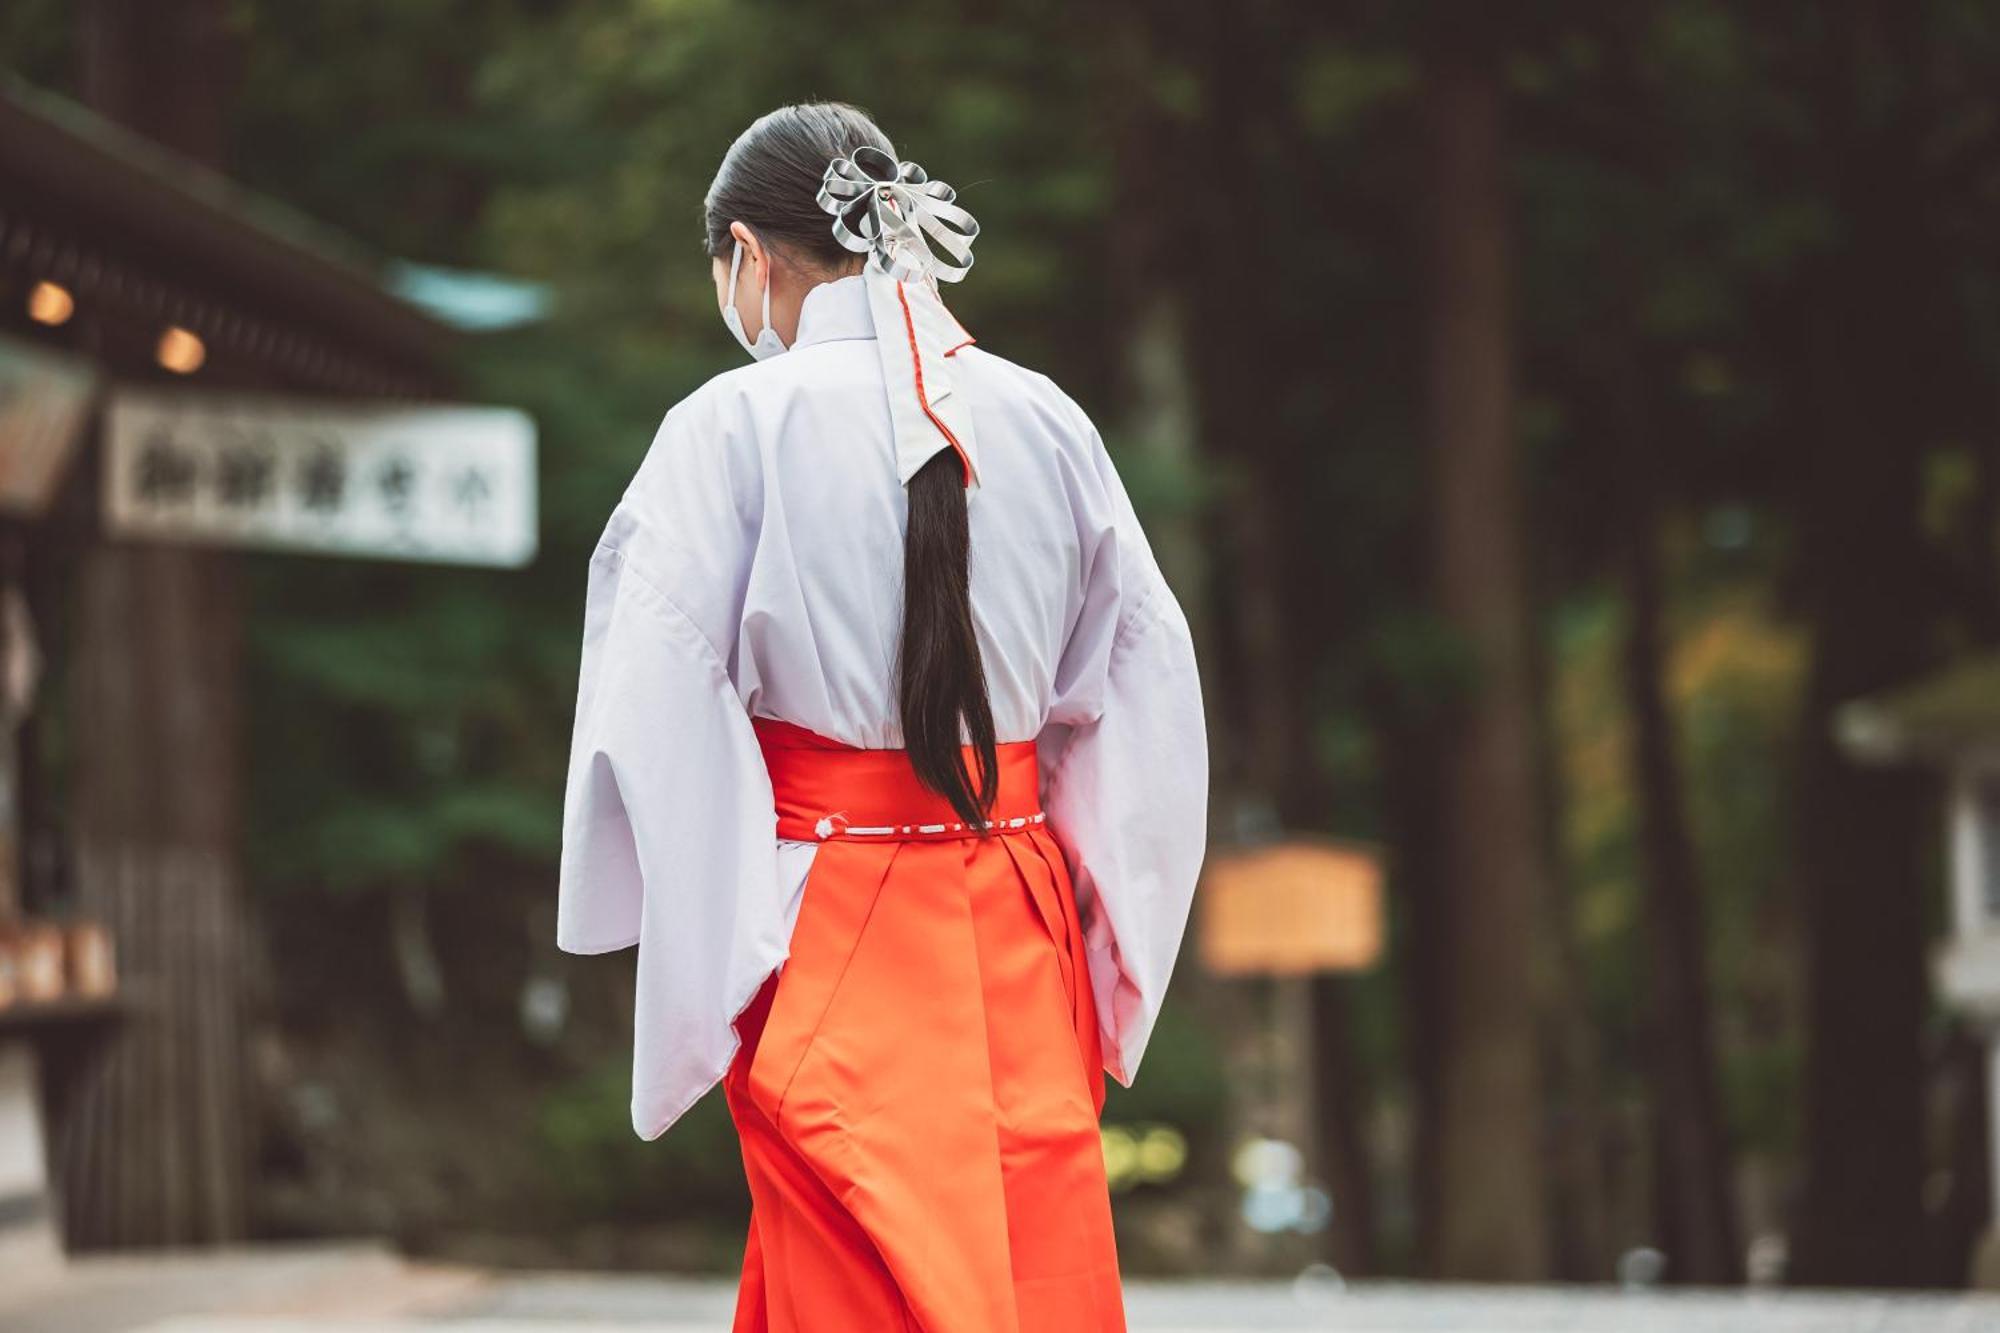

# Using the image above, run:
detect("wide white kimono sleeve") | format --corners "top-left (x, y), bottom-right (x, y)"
top-left (556, 400), bottom-right (789, 1140)
top-left (1039, 432), bottom-right (1209, 1087)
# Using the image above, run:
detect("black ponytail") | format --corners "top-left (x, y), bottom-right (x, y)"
top-left (899, 450), bottom-right (998, 827)
top-left (705, 104), bottom-right (999, 827)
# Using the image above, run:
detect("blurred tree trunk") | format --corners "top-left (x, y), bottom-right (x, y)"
top-left (1607, 343), bottom-right (1742, 1283)
top-left (1786, 0), bottom-right (1936, 1287)
top-left (1417, 37), bottom-right (1550, 1280)
top-left (57, 0), bottom-right (250, 1249)
top-left (1528, 552), bottom-right (1614, 1281)
top-left (1197, 7), bottom-right (1377, 1274)
top-left (1104, 0), bottom-right (1380, 1271)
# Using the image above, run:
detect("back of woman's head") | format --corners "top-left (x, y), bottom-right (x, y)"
top-left (703, 103), bottom-right (893, 269)
top-left (704, 103), bottom-right (998, 828)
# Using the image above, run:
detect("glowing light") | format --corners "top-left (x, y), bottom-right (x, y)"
top-left (1136, 1126), bottom-right (1188, 1181)
top-left (27, 281), bottom-right (73, 326)
top-left (1231, 1135), bottom-right (1303, 1188)
top-left (1101, 1122), bottom-right (1190, 1191)
top-left (156, 326), bottom-right (206, 375)
top-left (1100, 1126), bottom-right (1139, 1189)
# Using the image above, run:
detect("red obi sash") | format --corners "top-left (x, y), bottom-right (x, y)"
top-left (752, 716), bottom-right (1043, 842)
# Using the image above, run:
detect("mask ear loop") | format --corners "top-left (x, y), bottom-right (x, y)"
top-left (758, 250), bottom-right (774, 340)
top-left (728, 237), bottom-right (777, 343)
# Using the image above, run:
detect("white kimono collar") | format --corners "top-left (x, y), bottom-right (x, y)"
top-left (792, 271), bottom-right (981, 489)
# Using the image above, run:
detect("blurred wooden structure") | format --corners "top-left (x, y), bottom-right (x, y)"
top-left (1197, 837), bottom-right (1384, 1268)
top-left (1838, 656), bottom-right (2000, 1288)
top-left (1199, 838), bottom-right (1385, 976)
top-left (0, 983), bottom-right (121, 1265)
top-left (0, 40), bottom-right (456, 1251)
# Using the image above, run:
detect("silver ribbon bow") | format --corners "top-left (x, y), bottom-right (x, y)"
top-left (817, 146), bottom-right (980, 284)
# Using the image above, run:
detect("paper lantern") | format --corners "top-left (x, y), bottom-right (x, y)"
top-left (16, 922), bottom-right (64, 1003)
top-left (67, 921), bottom-right (116, 999)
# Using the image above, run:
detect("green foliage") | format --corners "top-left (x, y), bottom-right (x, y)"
top-left (11, 0), bottom-right (1998, 1270)
top-left (1550, 568), bottom-right (1808, 1157)
top-left (1102, 994), bottom-right (1230, 1129)
top-left (537, 1062), bottom-right (749, 1226)
top-left (0, 0), bottom-right (74, 83)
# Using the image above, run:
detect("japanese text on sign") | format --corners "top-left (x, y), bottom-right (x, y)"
top-left (105, 390), bottom-right (537, 567)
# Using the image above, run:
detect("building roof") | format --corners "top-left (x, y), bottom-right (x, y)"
top-left (0, 74), bottom-right (454, 391)
top-left (1835, 654), bottom-right (2000, 766)
top-left (386, 262), bottom-right (553, 334)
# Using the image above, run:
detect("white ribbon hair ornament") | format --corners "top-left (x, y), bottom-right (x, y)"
top-left (816, 146), bottom-right (980, 284)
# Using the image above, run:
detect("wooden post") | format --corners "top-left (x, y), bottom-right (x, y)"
top-left (53, 0), bottom-right (249, 1248)
top-left (60, 546), bottom-right (246, 1247)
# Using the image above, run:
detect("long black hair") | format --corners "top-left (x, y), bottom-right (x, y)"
top-left (705, 103), bottom-right (998, 828)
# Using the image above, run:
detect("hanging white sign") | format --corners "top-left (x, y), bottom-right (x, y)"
top-left (104, 390), bottom-right (537, 567)
top-left (0, 335), bottom-right (97, 516)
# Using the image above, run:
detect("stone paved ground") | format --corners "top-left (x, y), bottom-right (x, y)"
top-left (454, 1271), bottom-right (2000, 1331)
top-left (7, 1246), bottom-right (2000, 1333)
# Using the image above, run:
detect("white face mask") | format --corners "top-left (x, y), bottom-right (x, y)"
top-left (721, 240), bottom-right (788, 361)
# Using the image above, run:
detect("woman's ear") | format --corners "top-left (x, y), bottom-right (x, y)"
top-left (729, 221), bottom-right (767, 280)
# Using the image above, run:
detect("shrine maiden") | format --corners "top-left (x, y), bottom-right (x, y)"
top-left (556, 102), bottom-right (1207, 1332)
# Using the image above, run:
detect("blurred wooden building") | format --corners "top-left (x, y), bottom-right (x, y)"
top-left (0, 54), bottom-right (494, 1253)
top-left (1839, 658), bottom-right (2000, 1287)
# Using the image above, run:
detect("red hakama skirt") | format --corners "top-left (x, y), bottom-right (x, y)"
top-left (727, 718), bottom-right (1126, 1332)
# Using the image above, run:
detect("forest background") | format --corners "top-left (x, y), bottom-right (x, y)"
top-left (6, 0), bottom-right (1997, 1290)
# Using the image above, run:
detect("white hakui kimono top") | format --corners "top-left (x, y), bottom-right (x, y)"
top-left (557, 271), bottom-right (1207, 1139)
